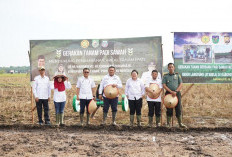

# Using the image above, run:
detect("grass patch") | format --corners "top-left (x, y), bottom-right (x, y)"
top-left (0, 73), bottom-right (28, 77)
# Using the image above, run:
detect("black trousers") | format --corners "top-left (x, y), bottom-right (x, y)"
top-left (166, 91), bottom-right (182, 117)
top-left (80, 99), bottom-right (92, 114)
top-left (103, 97), bottom-right (118, 113)
top-left (36, 99), bottom-right (50, 123)
top-left (147, 101), bottom-right (161, 117)
top-left (129, 98), bottom-right (142, 116)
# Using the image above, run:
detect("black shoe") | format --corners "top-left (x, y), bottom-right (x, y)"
top-left (60, 123), bottom-right (65, 127)
top-left (45, 121), bottom-right (51, 125)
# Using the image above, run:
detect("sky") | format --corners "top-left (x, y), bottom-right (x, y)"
top-left (0, 0), bottom-right (232, 67)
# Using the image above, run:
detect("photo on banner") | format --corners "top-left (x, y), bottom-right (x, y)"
top-left (174, 32), bottom-right (232, 83)
top-left (29, 37), bottom-right (163, 84)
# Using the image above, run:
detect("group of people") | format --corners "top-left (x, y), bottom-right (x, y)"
top-left (33, 63), bottom-right (186, 128)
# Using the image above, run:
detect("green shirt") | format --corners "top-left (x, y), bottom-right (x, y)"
top-left (162, 72), bottom-right (182, 91)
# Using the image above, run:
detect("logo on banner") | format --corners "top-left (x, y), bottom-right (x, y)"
top-left (101, 41), bottom-right (108, 48)
top-left (128, 48), bottom-right (134, 56)
top-left (92, 40), bottom-right (99, 48)
top-left (81, 40), bottom-right (89, 48)
top-left (224, 35), bottom-right (230, 44)
top-left (56, 49), bottom-right (62, 59)
top-left (212, 36), bottom-right (219, 44)
top-left (201, 35), bottom-right (210, 44)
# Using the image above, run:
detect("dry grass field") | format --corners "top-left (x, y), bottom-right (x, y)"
top-left (1, 74), bottom-right (232, 157)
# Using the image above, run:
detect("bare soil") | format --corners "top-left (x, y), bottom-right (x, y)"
top-left (1, 75), bottom-right (232, 156)
top-left (0, 125), bottom-right (232, 157)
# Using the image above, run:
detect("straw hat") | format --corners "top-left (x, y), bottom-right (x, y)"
top-left (104, 85), bottom-right (119, 99)
top-left (88, 100), bottom-right (97, 114)
top-left (147, 83), bottom-right (160, 99)
top-left (163, 94), bottom-right (178, 108)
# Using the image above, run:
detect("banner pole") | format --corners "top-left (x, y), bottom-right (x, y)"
top-left (31, 86), bottom-right (34, 124)
top-left (28, 50), bottom-right (34, 124)
top-left (160, 43), bottom-right (163, 126)
top-left (172, 32), bottom-right (175, 127)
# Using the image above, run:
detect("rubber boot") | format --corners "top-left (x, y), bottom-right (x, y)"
top-left (86, 113), bottom-right (90, 125)
top-left (112, 112), bottom-right (117, 125)
top-left (137, 115), bottom-right (141, 127)
top-left (80, 114), bottom-right (84, 126)
top-left (60, 113), bottom-right (65, 126)
top-left (102, 112), bottom-right (107, 125)
top-left (56, 114), bottom-right (60, 126)
top-left (148, 116), bottom-right (153, 127)
top-left (156, 116), bottom-right (161, 127)
top-left (130, 115), bottom-right (134, 126)
top-left (177, 116), bottom-right (187, 128)
top-left (167, 116), bottom-right (172, 128)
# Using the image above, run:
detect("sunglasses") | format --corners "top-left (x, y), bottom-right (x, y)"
top-left (84, 71), bottom-right (89, 73)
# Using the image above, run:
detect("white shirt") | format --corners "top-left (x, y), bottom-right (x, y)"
top-left (99, 74), bottom-right (122, 98)
top-left (76, 76), bottom-right (96, 99)
top-left (125, 78), bottom-right (145, 100)
top-left (145, 77), bottom-right (163, 102)
top-left (51, 81), bottom-right (72, 102)
top-left (33, 75), bottom-right (51, 99)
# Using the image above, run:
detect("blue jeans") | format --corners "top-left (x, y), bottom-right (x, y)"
top-left (103, 97), bottom-right (118, 113)
top-left (54, 101), bottom-right (66, 114)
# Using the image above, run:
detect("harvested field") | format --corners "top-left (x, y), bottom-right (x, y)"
top-left (1, 74), bottom-right (232, 156)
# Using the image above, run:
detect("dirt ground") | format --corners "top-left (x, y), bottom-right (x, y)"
top-left (0, 125), bottom-right (232, 157)
top-left (1, 74), bottom-right (232, 156)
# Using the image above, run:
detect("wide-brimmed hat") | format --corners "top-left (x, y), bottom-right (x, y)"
top-left (88, 100), bottom-right (97, 114)
top-left (163, 94), bottom-right (178, 108)
top-left (53, 72), bottom-right (68, 80)
top-left (147, 83), bottom-right (160, 99)
top-left (104, 84), bottom-right (119, 99)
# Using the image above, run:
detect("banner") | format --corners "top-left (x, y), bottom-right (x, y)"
top-left (174, 32), bottom-right (232, 83)
top-left (30, 37), bottom-right (162, 84)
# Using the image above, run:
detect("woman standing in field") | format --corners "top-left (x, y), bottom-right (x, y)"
top-left (125, 70), bottom-right (145, 126)
top-left (52, 72), bottom-right (71, 126)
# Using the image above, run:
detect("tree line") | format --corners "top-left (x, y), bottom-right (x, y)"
top-left (0, 66), bottom-right (30, 74)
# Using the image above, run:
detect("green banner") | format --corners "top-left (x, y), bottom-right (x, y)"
top-left (174, 32), bottom-right (232, 83)
top-left (30, 37), bottom-right (162, 84)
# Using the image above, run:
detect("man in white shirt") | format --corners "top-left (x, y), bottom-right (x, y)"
top-left (125, 70), bottom-right (145, 126)
top-left (33, 66), bottom-right (51, 125)
top-left (145, 70), bottom-right (162, 127)
top-left (99, 66), bottom-right (122, 125)
top-left (76, 68), bottom-right (96, 125)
